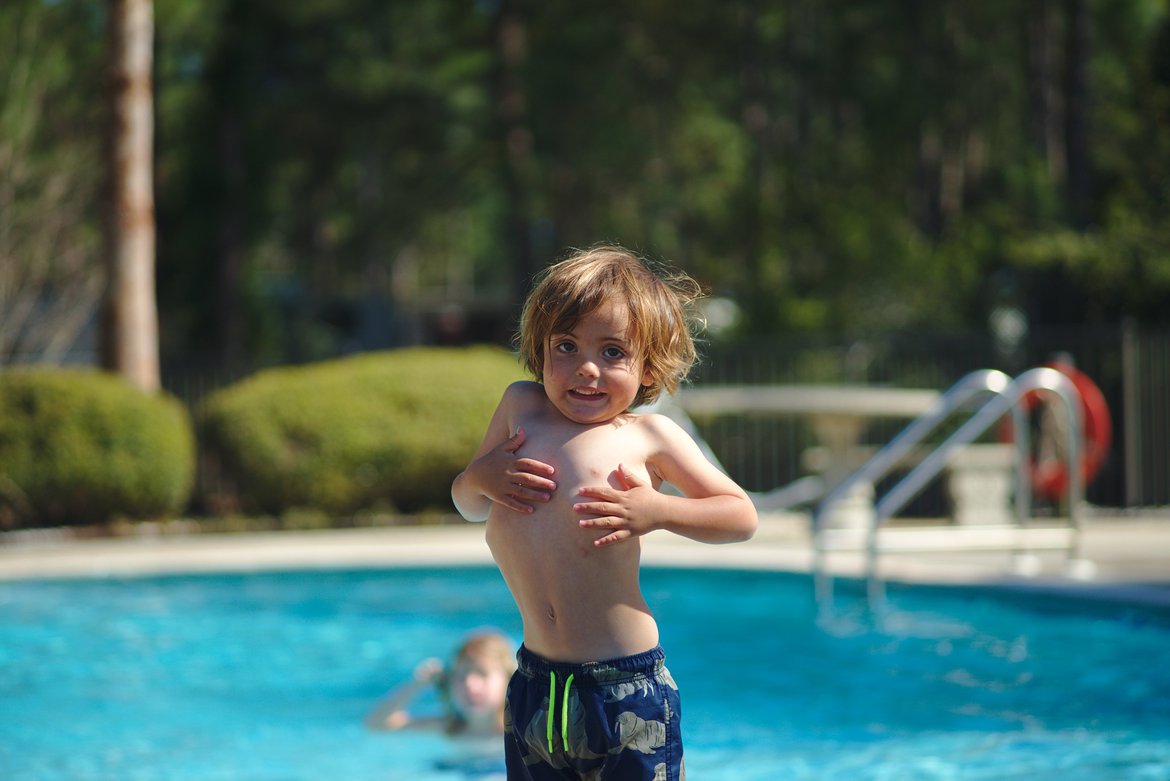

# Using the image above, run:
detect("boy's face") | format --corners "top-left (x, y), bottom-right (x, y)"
top-left (542, 298), bottom-right (652, 425)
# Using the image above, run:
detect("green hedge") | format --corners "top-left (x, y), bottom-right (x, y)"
top-left (0, 369), bottom-right (196, 528)
top-left (197, 346), bottom-right (526, 516)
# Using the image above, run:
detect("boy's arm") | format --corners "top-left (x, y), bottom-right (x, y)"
top-left (575, 414), bottom-right (757, 546)
top-left (451, 382), bottom-right (557, 521)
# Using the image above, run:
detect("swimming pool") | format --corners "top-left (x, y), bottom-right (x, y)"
top-left (2, 566), bottom-right (1168, 781)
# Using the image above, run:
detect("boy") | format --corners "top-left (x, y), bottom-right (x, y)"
top-left (452, 246), bottom-right (758, 780)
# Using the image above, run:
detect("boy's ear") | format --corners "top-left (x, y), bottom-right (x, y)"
top-left (641, 365), bottom-right (654, 386)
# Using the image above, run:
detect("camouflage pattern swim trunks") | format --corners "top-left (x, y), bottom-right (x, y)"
top-left (503, 645), bottom-right (685, 781)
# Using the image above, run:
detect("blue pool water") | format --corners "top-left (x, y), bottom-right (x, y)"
top-left (2, 566), bottom-right (1169, 781)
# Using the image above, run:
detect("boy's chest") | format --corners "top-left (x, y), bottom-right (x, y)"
top-left (513, 415), bottom-right (654, 491)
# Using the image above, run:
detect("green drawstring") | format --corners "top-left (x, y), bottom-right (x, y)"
top-left (547, 672), bottom-right (556, 753)
top-left (560, 673), bottom-right (575, 751)
top-left (546, 671), bottom-right (576, 754)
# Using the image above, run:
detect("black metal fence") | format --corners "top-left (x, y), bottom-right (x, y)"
top-left (688, 323), bottom-right (1170, 511)
top-left (156, 324), bottom-right (1168, 514)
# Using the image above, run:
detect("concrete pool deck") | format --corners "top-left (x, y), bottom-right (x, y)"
top-left (3, 510), bottom-right (1169, 606)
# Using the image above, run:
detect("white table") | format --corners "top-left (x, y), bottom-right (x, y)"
top-left (673, 384), bottom-right (941, 488)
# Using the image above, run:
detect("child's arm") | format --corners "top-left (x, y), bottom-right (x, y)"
top-left (364, 657), bottom-right (445, 731)
top-left (451, 382), bottom-right (558, 521)
top-left (575, 414), bottom-right (757, 547)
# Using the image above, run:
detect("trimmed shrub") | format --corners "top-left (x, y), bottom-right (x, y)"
top-left (0, 369), bottom-right (196, 528)
top-left (197, 346), bottom-right (526, 515)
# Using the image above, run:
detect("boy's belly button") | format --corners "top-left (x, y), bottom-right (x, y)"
top-left (545, 604), bottom-right (557, 622)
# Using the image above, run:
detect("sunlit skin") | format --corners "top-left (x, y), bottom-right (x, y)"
top-left (452, 300), bottom-right (757, 662)
top-left (540, 299), bottom-right (653, 427)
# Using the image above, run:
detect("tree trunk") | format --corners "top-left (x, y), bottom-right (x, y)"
top-left (493, 0), bottom-right (536, 303)
top-left (1063, 0), bottom-right (1093, 228)
top-left (739, 0), bottom-right (771, 332)
top-left (103, 0), bottom-right (159, 392)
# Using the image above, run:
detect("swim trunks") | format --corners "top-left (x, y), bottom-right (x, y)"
top-left (503, 645), bottom-right (684, 781)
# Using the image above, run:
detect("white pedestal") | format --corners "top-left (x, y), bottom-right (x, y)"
top-left (822, 480), bottom-right (875, 529)
top-left (947, 444), bottom-right (1014, 526)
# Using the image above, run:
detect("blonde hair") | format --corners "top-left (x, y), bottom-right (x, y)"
top-left (517, 245), bottom-right (704, 407)
top-left (452, 631), bottom-right (516, 676)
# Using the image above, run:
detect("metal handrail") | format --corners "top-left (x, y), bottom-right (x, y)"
top-left (811, 369), bottom-right (1013, 605)
top-left (812, 367), bottom-right (1084, 612)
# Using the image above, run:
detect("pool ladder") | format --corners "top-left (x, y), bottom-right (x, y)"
top-left (811, 367), bottom-right (1090, 613)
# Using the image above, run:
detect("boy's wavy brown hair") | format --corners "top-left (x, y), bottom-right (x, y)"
top-left (517, 245), bottom-right (704, 407)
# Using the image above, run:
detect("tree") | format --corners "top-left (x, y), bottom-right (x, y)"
top-left (135, 0), bottom-right (1170, 365)
top-left (103, 0), bottom-right (160, 392)
top-left (0, 2), bottom-right (104, 365)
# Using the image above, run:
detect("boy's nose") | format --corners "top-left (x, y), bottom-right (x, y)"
top-left (576, 359), bottom-right (600, 378)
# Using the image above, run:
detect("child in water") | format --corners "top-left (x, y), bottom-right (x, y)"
top-left (365, 630), bottom-right (516, 737)
top-left (452, 245), bottom-right (758, 780)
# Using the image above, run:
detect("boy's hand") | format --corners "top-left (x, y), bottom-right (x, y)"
top-left (575, 464), bottom-right (662, 547)
top-left (469, 428), bottom-right (557, 514)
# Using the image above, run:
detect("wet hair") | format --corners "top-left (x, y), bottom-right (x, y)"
top-left (452, 632), bottom-right (516, 677)
top-left (517, 245), bottom-right (704, 407)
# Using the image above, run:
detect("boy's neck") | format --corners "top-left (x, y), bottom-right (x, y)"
top-left (545, 399), bottom-right (636, 429)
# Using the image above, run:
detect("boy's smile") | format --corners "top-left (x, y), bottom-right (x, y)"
top-left (542, 299), bottom-right (651, 425)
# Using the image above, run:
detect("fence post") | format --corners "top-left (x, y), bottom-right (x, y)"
top-left (1121, 319), bottom-right (1140, 506)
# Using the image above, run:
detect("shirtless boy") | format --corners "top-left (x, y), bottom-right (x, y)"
top-left (451, 246), bottom-right (758, 780)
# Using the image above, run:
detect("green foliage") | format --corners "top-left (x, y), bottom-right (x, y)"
top-left (197, 346), bottom-right (525, 515)
top-left (152, 0), bottom-right (497, 365)
top-left (9, 0), bottom-right (1170, 373)
top-left (0, 370), bottom-right (196, 528)
top-left (0, 1), bottom-right (105, 362)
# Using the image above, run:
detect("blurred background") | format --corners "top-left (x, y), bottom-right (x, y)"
top-left (3, 0), bottom-right (1169, 519)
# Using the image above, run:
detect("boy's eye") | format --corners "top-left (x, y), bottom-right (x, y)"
top-left (553, 340), bottom-right (576, 354)
top-left (602, 346), bottom-right (626, 360)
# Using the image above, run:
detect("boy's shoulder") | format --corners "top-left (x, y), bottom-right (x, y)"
top-left (499, 380), bottom-right (547, 411)
top-left (502, 380), bottom-right (544, 400)
top-left (624, 410), bottom-right (689, 441)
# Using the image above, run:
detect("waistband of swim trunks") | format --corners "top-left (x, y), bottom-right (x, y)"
top-left (515, 644), bottom-right (666, 683)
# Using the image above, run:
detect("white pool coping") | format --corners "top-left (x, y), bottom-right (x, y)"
top-left (3, 511), bottom-right (1169, 604)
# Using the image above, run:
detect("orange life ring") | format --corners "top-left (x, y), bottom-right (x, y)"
top-left (999, 362), bottom-right (1112, 499)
